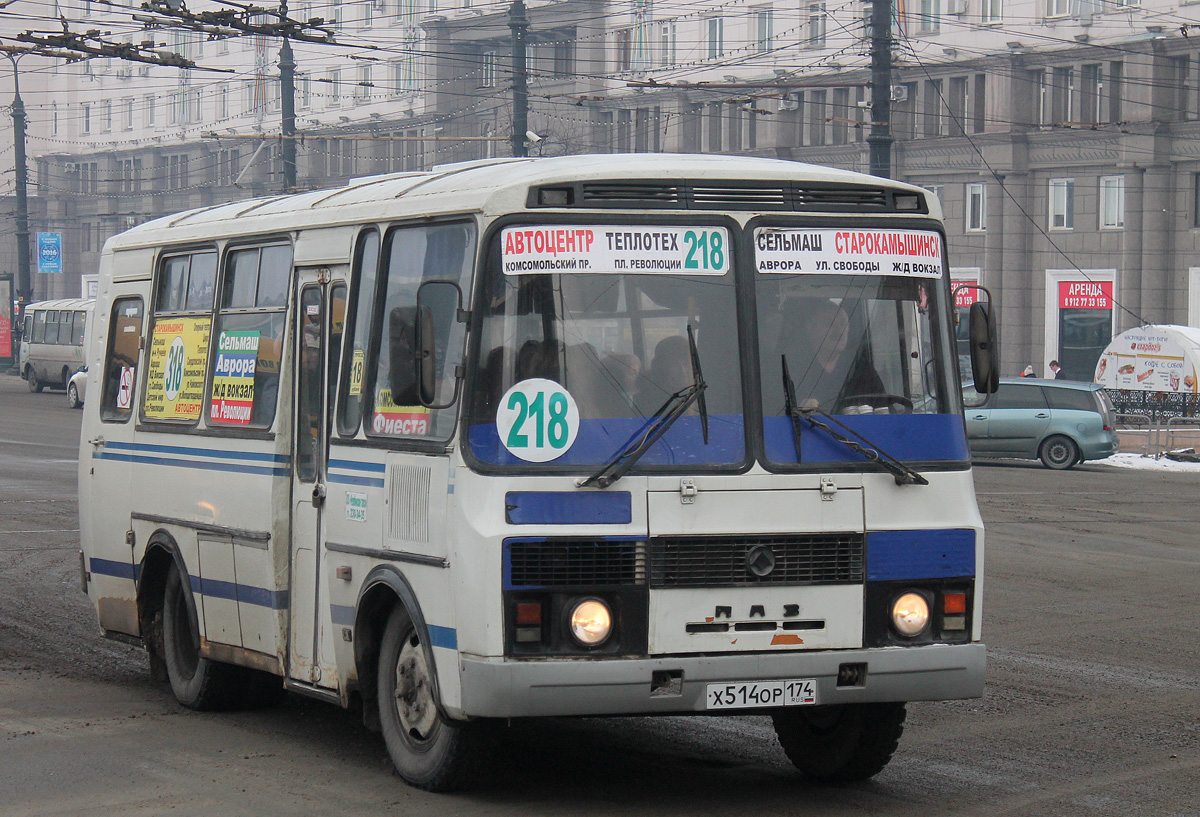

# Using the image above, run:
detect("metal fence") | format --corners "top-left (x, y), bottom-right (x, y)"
top-left (1105, 389), bottom-right (1200, 421)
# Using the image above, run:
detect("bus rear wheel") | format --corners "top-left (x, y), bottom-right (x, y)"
top-left (773, 701), bottom-right (906, 784)
top-left (162, 563), bottom-right (237, 710)
top-left (377, 605), bottom-right (491, 791)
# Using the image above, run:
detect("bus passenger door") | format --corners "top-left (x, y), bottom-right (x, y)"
top-left (289, 279), bottom-right (341, 688)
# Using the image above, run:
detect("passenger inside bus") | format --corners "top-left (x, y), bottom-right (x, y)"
top-left (771, 298), bottom-right (886, 414)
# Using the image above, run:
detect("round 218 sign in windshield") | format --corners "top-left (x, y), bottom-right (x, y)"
top-left (496, 379), bottom-right (580, 463)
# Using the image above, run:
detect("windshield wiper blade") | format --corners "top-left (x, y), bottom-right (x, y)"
top-left (780, 354), bottom-right (927, 486)
top-left (781, 355), bottom-right (804, 460)
top-left (579, 327), bottom-right (709, 490)
top-left (687, 324), bottom-right (709, 445)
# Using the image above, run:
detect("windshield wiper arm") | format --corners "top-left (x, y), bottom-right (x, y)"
top-left (579, 326), bottom-right (708, 489)
top-left (688, 324), bottom-right (709, 445)
top-left (780, 354), bottom-right (927, 486)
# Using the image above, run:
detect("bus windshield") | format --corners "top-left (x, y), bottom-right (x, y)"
top-left (756, 226), bottom-right (960, 466)
top-left (466, 222), bottom-right (963, 471)
top-left (468, 223), bottom-right (744, 469)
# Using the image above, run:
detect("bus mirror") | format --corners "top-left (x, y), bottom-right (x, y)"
top-left (968, 299), bottom-right (999, 395)
top-left (416, 280), bottom-right (464, 410)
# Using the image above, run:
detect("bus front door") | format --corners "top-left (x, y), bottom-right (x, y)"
top-left (288, 278), bottom-right (344, 688)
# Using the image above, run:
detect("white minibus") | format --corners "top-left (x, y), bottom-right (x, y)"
top-left (79, 155), bottom-right (998, 791)
top-left (20, 298), bottom-right (94, 391)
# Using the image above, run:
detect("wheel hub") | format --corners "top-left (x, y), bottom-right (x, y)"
top-left (393, 635), bottom-right (437, 741)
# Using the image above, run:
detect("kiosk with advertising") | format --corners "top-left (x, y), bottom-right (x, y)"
top-left (1095, 324), bottom-right (1200, 417)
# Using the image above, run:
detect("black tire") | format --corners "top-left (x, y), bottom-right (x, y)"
top-left (67, 382), bottom-right (81, 409)
top-left (61, 367), bottom-right (71, 389)
top-left (162, 564), bottom-right (238, 710)
top-left (26, 368), bottom-right (42, 393)
top-left (377, 605), bottom-right (491, 791)
top-left (1038, 434), bottom-right (1079, 470)
top-left (773, 702), bottom-right (907, 784)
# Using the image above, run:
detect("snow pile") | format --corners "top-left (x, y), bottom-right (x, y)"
top-left (1094, 452), bottom-right (1200, 472)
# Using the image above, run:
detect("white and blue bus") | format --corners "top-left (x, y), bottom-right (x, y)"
top-left (79, 155), bottom-right (998, 791)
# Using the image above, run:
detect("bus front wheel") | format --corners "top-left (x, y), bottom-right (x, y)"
top-left (377, 605), bottom-right (490, 791)
top-left (772, 701), bottom-right (906, 784)
top-left (162, 564), bottom-right (237, 710)
top-left (25, 368), bottom-right (42, 393)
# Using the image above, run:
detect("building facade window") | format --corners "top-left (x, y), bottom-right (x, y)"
top-left (82, 102), bottom-right (91, 135)
top-left (755, 8), bottom-right (774, 53)
top-left (1049, 178), bottom-right (1075, 229)
top-left (1046, 0), bottom-right (1069, 16)
top-left (707, 17), bottom-right (724, 59)
top-left (480, 51), bottom-right (497, 87)
top-left (808, 4), bottom-right (827, 46)
top-left (966, 182), bottom-right (986, 232)
top-left (1051, 66), bottom-right (1074, 124)
top-left (659, 22), bottom-right (676, 67)
top-left (923, 78), bottom-right (944, 137)
top-left (616, 28), bottom-right (632, 71)
top-left (917, 0), bottom-right (940, 32)
top-left (981, 0), bottom-right (1002, 23)
top-left (1099, 176), bottom-right (1124, 229)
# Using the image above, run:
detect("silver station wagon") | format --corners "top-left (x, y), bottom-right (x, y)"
top-left (964, 378), bottom-right (1119, 469)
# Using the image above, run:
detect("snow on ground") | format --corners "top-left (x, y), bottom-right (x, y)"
top-left (1093, 452), bottom-right (1200, 472)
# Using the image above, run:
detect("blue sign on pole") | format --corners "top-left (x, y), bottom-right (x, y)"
top-left (36, 232), bottom-right (63, 275)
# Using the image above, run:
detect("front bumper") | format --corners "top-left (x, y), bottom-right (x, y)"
top-left (458, 642), bottom-right (985, 718)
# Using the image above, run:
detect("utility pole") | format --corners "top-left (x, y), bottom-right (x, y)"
top-left (867, 0), bottom-right (893, 179)
top-left (7, 54), bottom-right (32, 310)
top-left (508, 0), bottom-right (528, 158)
top-left (278, 2), bottom-right (297, 191)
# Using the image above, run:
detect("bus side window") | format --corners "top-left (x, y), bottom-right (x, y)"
top-left (101, 298), bottom-right (144, 422)
top-left (207, 244), bottom-right (292, 429)
top-left (337, 229), bottom-right (380, 438)
top-left (71, 311), bottom-right (86, 347)
top-left (366, 222), bottom-right (474, 441)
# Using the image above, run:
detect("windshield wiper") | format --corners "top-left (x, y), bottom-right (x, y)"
top-left (780, 354), bottom-right (928, 486)
top-left (578, 325), bottom-right (708, 489)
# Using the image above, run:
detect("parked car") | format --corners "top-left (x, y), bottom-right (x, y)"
top-left (67, 367), bottom-right (87, 409)
top-left (963, 378), bottom-right (1118, 469)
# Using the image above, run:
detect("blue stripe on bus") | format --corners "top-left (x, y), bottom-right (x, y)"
top-left (94, 451), bottom-right (290, 478)
top-left (763, 413), bottom-right (970, 464)
top-left (330, 604), bottom-right (356, 626)
top-left (427, 624), bottom-right (457, 650)
top-left (328, 459), bottom-right (386, 473)
top-left (866, 529), bottom-right (976, 581)
top-left (102, 440), bottom-right (290, 464)
top-left (469, 415), bottom-right (746, 467)
top-left (505, 491), bottom-right (632, 525)
top-left (193, 576), bottom-right (288, 609)
top-left (326, 472), bottom-right (386, 488)
top-left (90, 557), bottom-right (136, 580)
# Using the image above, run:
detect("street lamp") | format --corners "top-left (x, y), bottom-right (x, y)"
top-left (6, 53), bottom-right (32, 316)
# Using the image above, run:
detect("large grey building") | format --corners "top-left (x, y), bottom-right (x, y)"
top-left (4, 0), bottom-right (1200, 378)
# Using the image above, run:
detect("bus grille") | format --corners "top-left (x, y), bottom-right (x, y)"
top-left (564, 181), bottom-right (906, 212)
top-left (507, 539), bottom-right (648, 588)
top-left (649, 534), bottom-right (865, 587)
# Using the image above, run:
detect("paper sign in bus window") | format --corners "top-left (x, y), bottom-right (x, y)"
top-left (755, 228), bottom-right (944, 278)
top-left (372, 387), bottom-right (431, 436)
top-left (144, 316), bottom-right (211, 421)
top-left (496, 379), bottom-right (580, 463)
top-left (501, 226), bottom-right (730, 276)
top-left (210, 330), bottom-right (260, 425)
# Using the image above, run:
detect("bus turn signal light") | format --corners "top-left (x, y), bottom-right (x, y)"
top-left (943, 592), bottom-right (967, 614)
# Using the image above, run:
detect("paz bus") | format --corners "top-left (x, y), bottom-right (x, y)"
top-left (78, 155), bottom-right (999, 791)
top-left (20, 297), bottom-right (93, 392)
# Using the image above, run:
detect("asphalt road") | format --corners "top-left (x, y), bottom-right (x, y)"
top-left (1, 374), bottom-right (1197, 817)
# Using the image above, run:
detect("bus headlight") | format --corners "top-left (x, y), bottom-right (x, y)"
top-left (891, 592), bottom-right (930, 637)
top-left (568, 598), bottom-right (612, 647)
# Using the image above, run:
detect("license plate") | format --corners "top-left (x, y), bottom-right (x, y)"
top-left (705, 679), bottom-right (817, 710)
